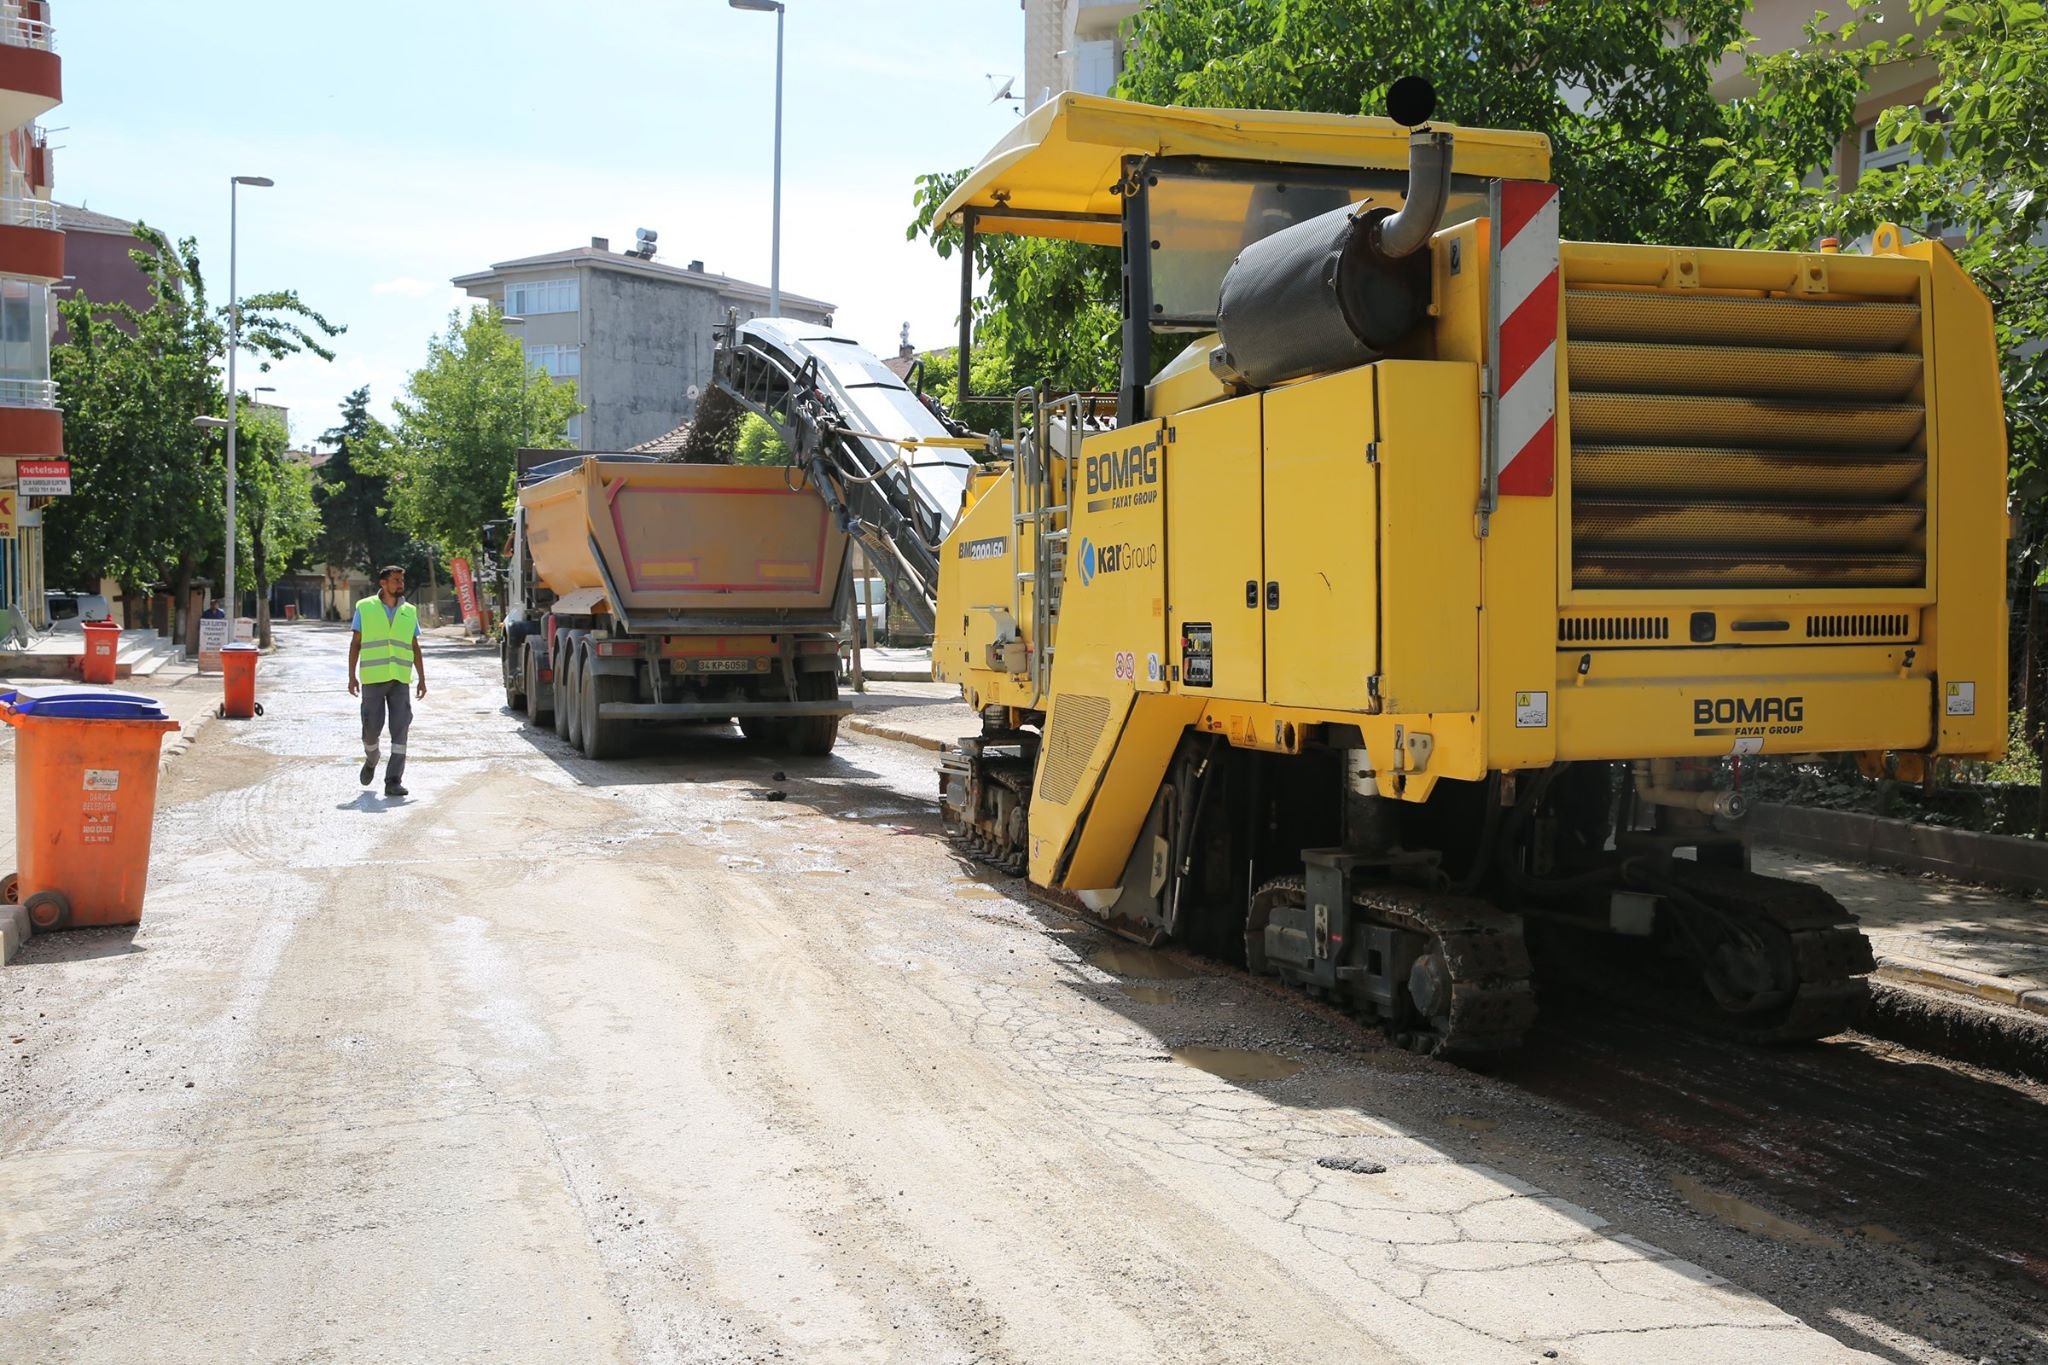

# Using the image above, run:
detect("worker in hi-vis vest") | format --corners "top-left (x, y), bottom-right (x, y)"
top-left (347, 564), bottom-right (428, 797)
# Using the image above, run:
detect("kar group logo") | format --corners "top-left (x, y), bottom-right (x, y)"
top-left (1078, 537), bottom-right (1097, 585)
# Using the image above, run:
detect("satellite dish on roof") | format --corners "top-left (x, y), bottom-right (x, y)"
top-left (687, 384), bottom-right (701, 402)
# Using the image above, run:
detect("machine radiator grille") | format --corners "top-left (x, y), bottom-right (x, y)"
top-left (1558, 615), bottom-right (1671, 643)
top-left (1037, 693), bottom-right (1112, 806)
top-left (1807, 612), bottom-right (1913, 640)
top-left (1565, 288), bottom-right (1927, 590)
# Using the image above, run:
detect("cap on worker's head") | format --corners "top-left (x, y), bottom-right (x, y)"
top-left (377, 565), bottom-right (405, 581)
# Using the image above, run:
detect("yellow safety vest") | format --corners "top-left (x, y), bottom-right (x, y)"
top-left (356, 596), bottom-right (419, 685)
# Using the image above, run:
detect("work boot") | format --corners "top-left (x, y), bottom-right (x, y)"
top-left (383, 782), bottom-right (409, 798)
top-left (359, 756), bottom-right (376, 786)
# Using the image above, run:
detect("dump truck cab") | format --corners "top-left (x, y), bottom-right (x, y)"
top-left (929, 91), bottom-right (2009, 1055)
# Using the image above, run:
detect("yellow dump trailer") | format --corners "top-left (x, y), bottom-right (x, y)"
top-left (500, 455), bottom-right (852, 759)
top-left (929, 92), bottom-right (2010, 1055)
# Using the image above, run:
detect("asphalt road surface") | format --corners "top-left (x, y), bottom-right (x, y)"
top-left (2, 625), bottom-right (2042, 1364)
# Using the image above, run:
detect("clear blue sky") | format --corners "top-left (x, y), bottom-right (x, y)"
top-left (58, 1), bottom-right (1028, 446)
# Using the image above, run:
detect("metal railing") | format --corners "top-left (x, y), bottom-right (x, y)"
top-left (0, 12), bottom-right (55, 53)
top-left (0, 376), bottom-right (56, 406)
top-left (1, 193), bottom-right (56, 229)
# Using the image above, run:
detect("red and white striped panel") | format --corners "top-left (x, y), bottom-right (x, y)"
top-left (1495, 182), bottom-right (1560, 497)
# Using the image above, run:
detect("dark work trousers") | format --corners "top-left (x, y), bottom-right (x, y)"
top-left (360, 680), bottom-right (413, 787)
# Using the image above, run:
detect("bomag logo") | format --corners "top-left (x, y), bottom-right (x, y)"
top-left (1693, 695), bottom-right (1806, 738)
top-left (1084, 435), bottom-right (1163, 511)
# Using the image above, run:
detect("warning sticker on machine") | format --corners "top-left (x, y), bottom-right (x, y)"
top-left (1515, 691), bottom-right (1549, 729)
top-left (82, 769), bottom-right (119, 792)
top-left (1731, 736), bottom-right (1765, 756)
top-left (1946, 681), bottom-right (1976, 716)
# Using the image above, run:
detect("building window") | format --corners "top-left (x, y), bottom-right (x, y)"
top-left (0, 278), bottom-right (49, 402)
top-left (565, 413), bottom-right (582, 442)
top-left (524, 343), bottom-right (580, 379)
top-left (503, 277), bottom-right (578, 316)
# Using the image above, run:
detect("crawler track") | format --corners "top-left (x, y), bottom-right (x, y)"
top-left (1251, 875), bottom-right (1538, 1057)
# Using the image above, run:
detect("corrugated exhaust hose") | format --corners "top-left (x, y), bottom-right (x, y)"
top-left (1213, 127), bottom-right (1454, 388)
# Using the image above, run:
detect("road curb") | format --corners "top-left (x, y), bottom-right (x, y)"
top-left (844, 717), bottom-right (947, 752)
top-left (1750, 800), bottom-right (2048, 898)
top-left (1873, 954), bottom-right (2048, 1017)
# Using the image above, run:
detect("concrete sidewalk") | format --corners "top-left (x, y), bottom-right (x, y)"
top-left (0, 657), bottom-right (222, 964)
top-left (844, 680), bottom-right (973, 750)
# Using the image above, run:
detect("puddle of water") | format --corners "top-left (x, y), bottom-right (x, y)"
top-left (1120, 985), bottom-right (1176, 1005)
top-left (1670, 1173), bottom-right (1837, 1249)
top-left (1445, 1115), bottom-right (1498, 1133)
top-left (802, 869), bottom-right (850, 878)
top-left (1170, 1046), bottom-right (1305, 1083)
top-left (1088, 944), bottom-right (1206, 979)
top-left (954, 886), bottom-right (1005, 901)
top-left (1856, 1222), bottom-right (1906, 1247)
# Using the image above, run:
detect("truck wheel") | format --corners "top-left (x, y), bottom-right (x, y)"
top-left (738, 717), bottom-right (782, 745)
top-left (564, 647), bottom-right (588, 753)
top-left (523, 642), bottom-right (552, 727)
top-left (553, 639), bottom-right (574, 743)
top-left (788, 671), bottom-right (840, 757)
top-left (583, 668), bottom-right (632, 760)
top-left (502, 623), bottom-right (531, 710)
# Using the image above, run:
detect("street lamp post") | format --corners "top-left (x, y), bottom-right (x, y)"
top-left (730, 0), bottom-right (784, 318)
top-left (500, 313), bottom-right (531, 444)
top-left (224, 174), bottom-right (274, 623)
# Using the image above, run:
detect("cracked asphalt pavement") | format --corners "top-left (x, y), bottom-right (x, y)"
top-left (2, 625), bottom-right (2042, 1363)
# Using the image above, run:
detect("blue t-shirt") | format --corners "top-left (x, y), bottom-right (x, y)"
top-left (351, 600), bottom-right (420, 639)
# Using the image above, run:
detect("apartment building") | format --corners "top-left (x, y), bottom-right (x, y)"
top-left (0, 0), bottom-right (61, 627)
top-left (1022, 0), bottom-right (1142, 109)
top-left (452, 239), bottom-right (834, 453)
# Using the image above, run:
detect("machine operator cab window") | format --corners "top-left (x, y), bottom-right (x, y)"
top-left (1142, 167), bottom-right (1488, 332)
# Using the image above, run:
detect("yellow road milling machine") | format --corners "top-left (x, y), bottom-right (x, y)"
top-left (915, 86), bottom-right (2010, 1057)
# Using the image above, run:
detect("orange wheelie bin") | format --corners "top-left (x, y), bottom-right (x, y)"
top-left (219, 642), bottom-right (263, 719)
top-left (80, 619), bottom-right (122, 685)
top-left (0, 688), bottom-right (181, 932)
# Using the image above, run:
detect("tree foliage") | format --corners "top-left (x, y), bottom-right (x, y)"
top-left (231, 409), bottom-right (320, 646)
top-left (732, 412), bottom-right (792, 466)
top-left (374, 309), bottom-right (581, 556)
top-left (313, 385), bottom-right (411, 575)
top-left (48, 225), bottom-right (341, 600)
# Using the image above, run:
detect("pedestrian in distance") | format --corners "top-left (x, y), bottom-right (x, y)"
top-left (347, 565), bottom-right (427, 798)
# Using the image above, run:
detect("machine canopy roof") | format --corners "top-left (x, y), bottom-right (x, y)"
top-left (936, 94), bottom-right (1553, 247)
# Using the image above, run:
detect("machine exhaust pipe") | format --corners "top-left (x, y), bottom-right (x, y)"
top-left (1372, 128), bottom-right (1454, 262)
top-left (1213, 80), bottom-right (1454, 388)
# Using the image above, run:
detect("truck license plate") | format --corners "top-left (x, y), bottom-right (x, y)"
top-left (696, 658), bottom-right (756, 673)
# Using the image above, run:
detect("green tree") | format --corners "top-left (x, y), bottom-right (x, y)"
top-left (374, 309), bottom-right (580, 557)
top-left (230, 409), bottom-right (320, 647)
top-left (50, 224), bottom-right (341, 628)
top-left (732, 412), bottom-right (791, 466)
top-left (313, 386), bottom-right (409, 572)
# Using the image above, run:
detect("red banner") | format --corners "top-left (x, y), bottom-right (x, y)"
top-left (450, 557), bottom-right (480, 630)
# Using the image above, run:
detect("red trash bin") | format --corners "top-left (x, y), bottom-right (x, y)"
top-left (0, 689), bottom-right (181, 931)
top-left (80, 620), bottom-right (122, 685)
top-left (220, 642), bottom-right (263, 719)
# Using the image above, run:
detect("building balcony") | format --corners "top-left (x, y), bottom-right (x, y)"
top-left (0, 7), bottom-right (58, 132)
top-left (0, 375), bottom-right (60, 458)
top-left (0, 192), bottom-right (60, 280)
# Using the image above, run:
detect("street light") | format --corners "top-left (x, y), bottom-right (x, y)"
top-left (729, 0), bottom-right (784, 318)
top-left (500, 313), bottom-right (531, 445)
top-left (224, 174), bottom-right (273, 623)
